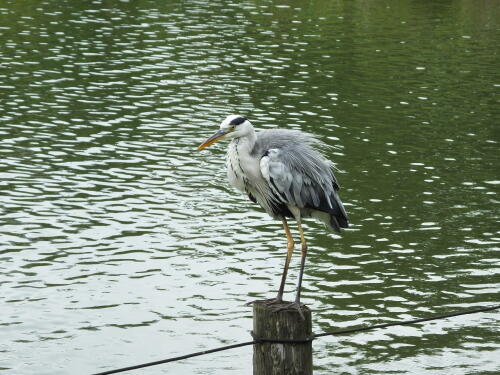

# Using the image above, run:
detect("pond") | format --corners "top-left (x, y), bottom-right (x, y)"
top-left (0, 0), bottom-right (499, 374)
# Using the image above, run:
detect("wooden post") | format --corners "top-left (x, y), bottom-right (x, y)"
top-left (253, 302), bottom-right (312, 375)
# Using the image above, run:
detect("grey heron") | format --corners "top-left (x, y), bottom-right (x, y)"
top-left (198, 115), bottom-right (349, 317)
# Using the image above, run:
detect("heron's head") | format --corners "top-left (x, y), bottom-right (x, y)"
top-left (198, 115), bottom-right (253, 150)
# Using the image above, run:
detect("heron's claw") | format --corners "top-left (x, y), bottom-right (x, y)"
top-left (271, 301), bottom-right (306, 320)
top-left (246, 297), bottom-right (284, 307)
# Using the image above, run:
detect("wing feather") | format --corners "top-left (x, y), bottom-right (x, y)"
top-left (258, 135), bottom-right (348, 230)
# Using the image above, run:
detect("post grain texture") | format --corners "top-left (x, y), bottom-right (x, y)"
top-left (253, 302), bottom-right (312, 375)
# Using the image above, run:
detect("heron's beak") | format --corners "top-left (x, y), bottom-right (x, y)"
top-left (198, 129), bottom-right (227, 150)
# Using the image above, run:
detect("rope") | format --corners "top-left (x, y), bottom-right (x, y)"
top-left (92, 341), bottom-right (255, 375)
top-left (91, 304), bottom-right (499, 375)
top-left (250, 330), bottom-right (315, 343)
top-left (314, 303), bottom-right (500, 339)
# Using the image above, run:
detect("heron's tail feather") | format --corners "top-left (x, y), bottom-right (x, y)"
top-left (328, 192), bottom-right (349, 231)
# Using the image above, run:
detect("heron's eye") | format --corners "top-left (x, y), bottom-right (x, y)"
top-left (230, 125), bottom-right (236, 131)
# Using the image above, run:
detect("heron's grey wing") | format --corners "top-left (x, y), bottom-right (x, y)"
top-left (259, 144), bottom-right (348, 230)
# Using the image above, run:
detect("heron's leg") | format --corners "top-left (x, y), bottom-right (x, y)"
top-left (272, 219), bottom-right (307, 319)
top-left (275, 217), bottom-right (295, 301)
top-left (294, 220), bottom-right (308, 304)
top-left (246, 218), bottom-right (294, 306)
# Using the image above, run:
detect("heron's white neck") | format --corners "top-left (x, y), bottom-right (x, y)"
top-left (231, 126), bottom-right (256, 152)
top-left (227, 126), bottom-right (261, 195)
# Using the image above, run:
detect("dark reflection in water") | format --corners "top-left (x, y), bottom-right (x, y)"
top-left (0, 0), bottom-right (499, 374)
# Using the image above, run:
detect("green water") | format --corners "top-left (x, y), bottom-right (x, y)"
top-left (1, 0), bottom-right (499, 374)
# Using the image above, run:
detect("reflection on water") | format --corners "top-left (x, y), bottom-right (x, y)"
top-left (1, 0), bottom-right (499, 374)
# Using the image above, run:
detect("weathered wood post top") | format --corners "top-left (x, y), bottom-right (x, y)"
top-left (253, 302), bottom-right (313, 375)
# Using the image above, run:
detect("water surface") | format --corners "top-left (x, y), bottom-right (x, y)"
top-left (1, 0), bottom-right (499, 374)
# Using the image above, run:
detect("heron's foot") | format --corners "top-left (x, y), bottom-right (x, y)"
top-left (246, 297), bottom-right (284, 307)
top-left (271, 301), bottom-right (306, 320)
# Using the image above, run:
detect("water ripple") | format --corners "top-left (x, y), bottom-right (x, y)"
top-left (1, 1), bottom-right (499, 374)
